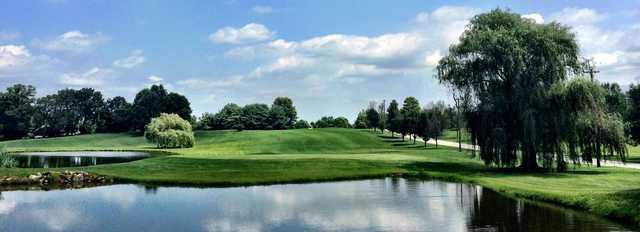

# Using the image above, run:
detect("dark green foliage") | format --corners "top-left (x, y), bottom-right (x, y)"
top-left (333, 117), bottom-right (351, 128)
top-left (101, 96), bottom-right (133, 133)
top-left (0, 84), bottom-right (36, 140)
top-left (269, 105), bottom-right (289, 130)
top-left (314, 116), bottom-right (350, 128)
top-left (294, 119), bottom-right (311, 129)
top-left (601, 83), bottom-right (628, 117)
top-left (242, 104), bottom-right (270, 130)
top-left (365, 107), bottom-right (379, 131)
top-left (628, 84), bottom-right (640, 144)
top-left (132, 85), bottom-right (192, 131)
top-left (272, 97), bottom-right (297, 128)
top-left (33, 88), bottom-right (105, 137)
top-left (386, 100), bottom-right (400, 136)
top-left (353, 111), bottom-right (369, 129)
top-left (400, 97), bottom-right (421, 143)
top-left (420, 101), bottom-right (449, 147)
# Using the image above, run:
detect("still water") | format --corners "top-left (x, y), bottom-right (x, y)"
top-left (0, 178), bottom-right (632, 232)
top-left (13, 152), bottom-right (151, 168)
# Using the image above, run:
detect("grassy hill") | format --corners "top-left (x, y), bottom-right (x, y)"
top-left (1, 128), bottom-right (640, 226)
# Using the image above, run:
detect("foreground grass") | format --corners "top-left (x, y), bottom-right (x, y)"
top-left (1, 128), bottom-right (640, 226)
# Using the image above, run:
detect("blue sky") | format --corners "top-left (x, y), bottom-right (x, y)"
top-left (1, 0), bottom-right (639, 121)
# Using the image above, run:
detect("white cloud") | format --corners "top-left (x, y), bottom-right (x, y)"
top-left (33, 31), bottom-right (108, 53)
top-left (224, 46), bottom-right (256, 60)
top-left (252, 5), bottom-right (273, 14)
top-left (0, 31), bottom-right (20, 41)
top-left (209, 23), bottom-right (274, 44)
top-left (550, 8), bottom-right (605, 25)
top-left (0, 45), bottom-right (53, 75)
top-left (423, 50), bottom-right (443, 66)
top-left (147, 75), bottom-right (163, 83)
top-left (522, 13), bottom-right (544, 24)
top-left (60, 67), bottom-right (113, 86)
top-left (177, 75), bottom-right (245, 89)
top-left (251, 55), bottom-right (316, 77)
top-left (113, 50), bottom-right (146, 68)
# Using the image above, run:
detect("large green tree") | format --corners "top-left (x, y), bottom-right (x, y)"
top-left (400, 97), bottom-right (421, 144)
top-left (386, 100), bottom-right (400, 137)
top-left (628, 84), bottom-right (640, 144)
top-left (132, 85), bottom-right (192, 132)
top-left (272, 97), bottom-right (297, 129)
top-left (0, 84), bottom-right (36, 140)
top-left (437, 9), bottom-right (625, 171)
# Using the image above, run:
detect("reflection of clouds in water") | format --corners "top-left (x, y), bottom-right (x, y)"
top-left (203, 218), bottom-right (262, 232)
top-left (26, 205), bottom-right (83, 232)
top-left (0, 199), bottom-right (16, 215)
top-left (300, 207), bottom-right (423, 231)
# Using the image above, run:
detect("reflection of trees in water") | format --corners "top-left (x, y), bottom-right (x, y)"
top-left (466, 188), bottom-right (608, 232)
top-left (143, 185), bottom-right (158, 194)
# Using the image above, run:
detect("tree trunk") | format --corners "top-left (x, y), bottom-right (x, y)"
top-left (401, 133), bottom-right (405, 141)
top-left (424, 139), bottom-right (427, 148)
top-left (391, 131), bottom-right (394, 137)
top-left (413, 135), bottom-right (416, 144)
top-left (457, 127), bottom-right (461, 152)
top-left (521, 151), bottom-right (539, 171)
top-left (435, 137), bottom-right (438, 148)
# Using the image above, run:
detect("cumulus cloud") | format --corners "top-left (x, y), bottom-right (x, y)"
top-left (252, 5), bottom-right (273, 14)
top-left (0, 45), bottom-right (52, 75)
top-left (224, 46), bottom-right (256, 60)
top-left (60, 67), bottom-right (113, 86)
top-left (147, 75), bottom-right (163, 83)
top-left (113, 50), bottom-right (146, 68)
top-left (251, 55), bottom-right (316, 77)
top-left (209, 23), bottom-right (274, 44)
top-left (33, 31), bottom-right (108, 53)
top-left (177, 75), bottom-right (245, 89)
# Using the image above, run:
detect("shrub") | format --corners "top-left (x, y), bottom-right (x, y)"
top-left (145, 113), bottom-right (195, 148)
top-left (0, 146), bottom-right (17, 168)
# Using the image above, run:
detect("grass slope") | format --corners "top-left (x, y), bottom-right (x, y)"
top-left (1, 128), bottom-right (640, 226)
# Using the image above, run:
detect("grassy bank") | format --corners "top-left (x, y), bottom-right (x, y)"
top-left (1, 128), bottom-right (640, 226)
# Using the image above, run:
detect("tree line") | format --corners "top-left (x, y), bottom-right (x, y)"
top-left (0, 84), bottom-right (191, 140)
top-left (196, 97), bottom-right (301, 131)
top-left (354, 98), bottom-right (451, 148)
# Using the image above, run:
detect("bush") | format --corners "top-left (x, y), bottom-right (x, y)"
top-left (145, 113), bottom-right (195, 148)
top-left (0, 146), bottom-right (17, 168)
top-left (294, 120), bottom-right (311, 129)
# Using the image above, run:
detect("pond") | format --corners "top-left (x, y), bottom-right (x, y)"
top-left (0, 178), bottom-right (632, 232)
top-left (12, 151), bottom-right (151, 168)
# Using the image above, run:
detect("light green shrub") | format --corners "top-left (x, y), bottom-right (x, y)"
top-left (145, 113), bottom-right (195, 148)
top-left (0, 146), bottom-right (17, 168)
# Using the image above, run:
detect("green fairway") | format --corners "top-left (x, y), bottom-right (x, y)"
top-left (1, 128), bottom-right (640, 226)
top-left (440, 128), bottom-right (471, 143)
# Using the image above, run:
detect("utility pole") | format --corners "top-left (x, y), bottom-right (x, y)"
top-left (582, 58), bottom-right (600, 81)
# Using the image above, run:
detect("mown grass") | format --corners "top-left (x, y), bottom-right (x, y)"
top-left (1, 128), bottom-right (640, 226)
top-left (440, 128), bottom-right (471, 143)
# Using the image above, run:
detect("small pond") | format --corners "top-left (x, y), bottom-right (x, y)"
top-left (0, 178), bottom-right (633, 232)
top-left (12, 151), bottom-right (151, 168)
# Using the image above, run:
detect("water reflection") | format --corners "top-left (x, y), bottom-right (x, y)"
top-left (13, 152), bottom-right (151, 168)
top-left (0, 178), bottom-right (632, 232)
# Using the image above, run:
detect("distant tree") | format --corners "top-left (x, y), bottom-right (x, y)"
top-left (425, 101), bottom-right (449, 148)
top-left (164, 92), bottom-right (192, 120)
top-left (242, 103), bottom-right (270, 130)
top-left (377, 100), bottom-right (387, 132)
top-left (132, 85), bottom-right (169, 131)
top-left (212, 103), bottom-right (242, 130)
top-left (32, 88), bottom-right (105, 136)
top-left (628, 84), bottom-right (640, 144)
top-left (272, 97), bottom-right (297, 128)
top-left (199, 112), bottom-right (216, 130)
top-left (386, 100), bottom-right (400, 137)
top-left (102, 96), bottom-right (133, 132)
top-left (294, 119), bottom-right (311, 129)
top-left (417, 109), bottom-right (430, 147)
top-left (0, 84), bottom-right (36, 140)
top-left (400, 97), bottom-right (421, 144)
top-left (144, 113), bottom-right (194, 148)
top-left (353, 110), bottom-right (369, 129)
top-left (269, 105), bottom-right (289, 130)
top-left (314, 116), bottom-right (334, 128)
top-left (601, 83), bottom-right (628, 117)
top-left (365, 102), bottom-right (380, 132)
top-left (333, 117), bottom-right (351, 128)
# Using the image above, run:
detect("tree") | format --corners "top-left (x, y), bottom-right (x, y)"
top-left (628, 84), bottom-right (640, 144)
top-left (314, 116), bottom-right (335, 128)
top-left (601, 83), bottom-right (628, 118)
top-left (294, 120), bottom-right (311, 129)
top-left (242, 104), bottom-right (270, 130)
top-left (212, 103), bottom-right (242, 130)
top-left (387, 100), bottom-right (400, 137)
top-left (269, 105), bottom-right (289, 130)
top-left (132, 85), bottom-right (169, 131)
top-left (425, 101), bottom-right (449, 148)
top-left (400, 97), bottom-right (421, 144)
top-left (437, 9), bottom-right (625, 171)
top-left (272, 97), bottom-right (297, 129)
top-left (366, 102), bottom-right (380, 132)
top-left (377, 100), bottom-right (387, 132)
top-left (333, 117), bottom-right (350, 128)
top-left (144, 113), bottom-right (194, 148)
top-left (102, 96), bottom-right (133, 132)
top-left (353, 110), bottom-right (369, 129)
top-left (0, 84), bottom-right (36, 140)
top-left (32, 88), bottom-right (105, 136)
top-left (417, 109), bottom-right (430, 148)
top-left (450, 85), bottom-right (473, 152)
top-left (164, 92), bottom-right (192, 120)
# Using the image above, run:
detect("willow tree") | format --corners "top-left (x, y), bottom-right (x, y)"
top-left (437, 9), bottom-right (583, 171)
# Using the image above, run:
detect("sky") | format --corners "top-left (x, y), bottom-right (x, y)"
top-left (1, 0), bottom-right (639, 121)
